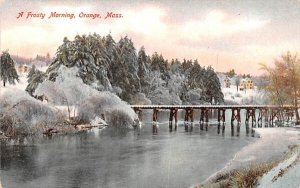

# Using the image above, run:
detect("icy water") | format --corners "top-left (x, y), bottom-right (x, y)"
top-left (0, 110), bottom-right (257, 188)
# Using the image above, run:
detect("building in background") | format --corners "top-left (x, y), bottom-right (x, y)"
top-left (224, 77), bottom-right (231, 88)
top-left (239, 78), bottom-right (254, 90)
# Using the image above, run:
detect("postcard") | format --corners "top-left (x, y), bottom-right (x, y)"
top-left (0, 1), bottom-right (300, 188)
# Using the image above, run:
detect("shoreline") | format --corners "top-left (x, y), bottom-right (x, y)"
top-left (198, 127), bottom-right (300, 187)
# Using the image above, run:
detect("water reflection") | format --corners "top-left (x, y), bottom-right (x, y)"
top-left (153, 120), bottom-right (255, 138)
top-left (152, 122), bottom-right (158, 134)
top-left (1, 110), bottom-right (259, 188)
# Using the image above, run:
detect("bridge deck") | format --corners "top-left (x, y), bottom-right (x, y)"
top-left (130, 105), bottom-right (295, 110)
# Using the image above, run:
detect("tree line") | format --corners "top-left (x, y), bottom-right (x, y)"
top-left (26, 33), bottom-right (224, 105)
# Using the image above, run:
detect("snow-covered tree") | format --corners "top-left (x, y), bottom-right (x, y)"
top-left (26, 67), bottom-right (46, 96)
top-left (112, 36), bottom-right (141, 101)
top-left (26, 33), bottom-right (224, 105)
top-left (0, 50), bottom-right (19, 87)
top-left (144, 71), bottom-right (182, 105)
top-left (138, 46), bottom-right (150, 88)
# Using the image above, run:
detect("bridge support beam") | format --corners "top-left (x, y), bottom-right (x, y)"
top-left (133, 107), bottom-right (143, 121)
top-left (153, 108), bottom-right (159, 122)
top-left (258, 108), bottom-right (268, 127)
top-left (169, 107), bottom-right (178, 129)
top-left (269, 108), bottom-right (282, 127)
top-left (231, 108), bottom-right (241, 124)
top-left (217, 108), bottom-right (226, 133)
top-left (284, 108), bottom-right (294, 123)
top-left (184, 107), bottom-right (194, 122)
top-left (184, 107), bottom-right (194, 130)
top-left (217, 108), bottom-right (226, 123)
top-left (200, 108), bottom-right (209, 130)
top-left (245, 108), bottom-right (256, 127)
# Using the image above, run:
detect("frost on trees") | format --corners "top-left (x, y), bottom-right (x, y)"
top-left (0, 50), bottom-right (19, 87)
top-left (0, 90), bottom-right (66, 138)
top-left (144, 71), bottom-right (182, 105)
top-left (26, 65), bottom-right (47, 96)
top-left (78, 92), bottom-right (138, 128)
top-left (35, 66), bottom-right (138, 128)
top-left (26, 33), bottom-right (224, 105)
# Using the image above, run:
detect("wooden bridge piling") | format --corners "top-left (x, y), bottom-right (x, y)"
top-left (258, 108), bottom-right (268, 127)
top-left (184, 107), bottom-right (194, 131)
top-left (169, 107), bottom-right (178, 129)
top-left (184, 107), bottom-right (194, 124)
top-left (200, 108), bottom-right (209, 130)
top-left (130, 105), bottom-right (298, 131)
top-left (284, 108), bottom-right (294, 122)
top-left (245, 108), bottom-right (256, 127)
top-left (153, 108), bottom-right (159, 122)
top-left (133, 107), bottom-right (143, 121)
top-left (231, 108), bottom-right (241, 124)
top-left (269, 108), bottom-right (282, 127)
top-left (217, 108), bottom-right (226, 124)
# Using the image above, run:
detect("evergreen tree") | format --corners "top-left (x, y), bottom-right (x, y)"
top-left (27, 64), bottom-right (36, 80)
top-left (0, 50), bottom-right (19, 87)
top-left (150, 52), bottom-right (170, 81)
top-left (26, 33), bottom-right (224, 104)
top-left (114, 36), bottom-right (140, 101)
top-left (26, 68), bottom-right (46, 96)
top-left (202, 66), bottom-right (224, 104)
top-left (170, 58), bottom-right (181, 74)
top-left (138, 46), bottom-right (150, 92)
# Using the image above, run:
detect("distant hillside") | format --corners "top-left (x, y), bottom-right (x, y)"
top-left (11, 54), bottom-right (54, 67)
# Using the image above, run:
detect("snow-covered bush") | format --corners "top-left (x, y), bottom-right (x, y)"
top-left (109, 109), bottom-right (134, 129)
top-left (35, 66), bottom-right (97, 105)
top-left (77, 92), bottom-right (137, 127)
top-left (0, 90), bottom-right (66, 137)
top-left (35, 65), bottom-right (138, 128)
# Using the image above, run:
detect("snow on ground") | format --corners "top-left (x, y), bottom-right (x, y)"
top-left (0, 72), bottom-right (28, 96)
top-left (222, 85), bottom-right (266, 105)
top-left (230, 128), bottom-right (300, 168)
top-left (204, 127), bottom-right (300, 184)
top-left (257, 150), bottom-right (300, 188)
top-left (36, 65), bottom-right (48, 72)
top-left (0, 66), bottom-right (49, 97)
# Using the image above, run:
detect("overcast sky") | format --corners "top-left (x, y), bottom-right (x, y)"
top-left (0, 0), bottom-right (300, 75)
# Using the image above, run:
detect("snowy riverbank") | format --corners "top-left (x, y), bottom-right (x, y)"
top-left (198, 127), bottom-right (300, 187)
top-left (257, 144), bottom-right (300, 188)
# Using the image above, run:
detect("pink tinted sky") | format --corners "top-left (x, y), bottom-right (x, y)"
top-left (0, 0), bottom-right (300, 75)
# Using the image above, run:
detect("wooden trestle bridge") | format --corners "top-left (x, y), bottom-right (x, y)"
top-left (131, 105), bottom-right (298, 128)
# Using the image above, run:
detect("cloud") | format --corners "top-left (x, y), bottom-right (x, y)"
top-left (179, 10), bottom-right (269, 40)
top-left (115, 6), bottom-right (167, 37)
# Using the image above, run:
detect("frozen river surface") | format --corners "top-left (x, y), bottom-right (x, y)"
top-left (1, 111), bottom-right (257, 188)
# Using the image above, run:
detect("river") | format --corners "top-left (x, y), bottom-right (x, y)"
top-left (0, 110), bottom-right (257, 188)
